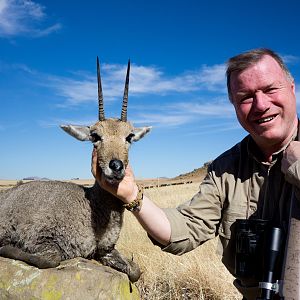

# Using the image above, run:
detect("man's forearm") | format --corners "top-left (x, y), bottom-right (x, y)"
top-left (133, 195), bottom-right (171, 246)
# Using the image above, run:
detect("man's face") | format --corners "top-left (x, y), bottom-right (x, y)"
top-left (230, 55), bottom-right (297, 153)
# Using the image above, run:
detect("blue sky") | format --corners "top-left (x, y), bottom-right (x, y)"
top-left (1, 0), bottom-right (300, 180)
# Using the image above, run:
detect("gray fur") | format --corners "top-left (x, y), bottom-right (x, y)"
top-left (0, 179), bottom-right (141, 281)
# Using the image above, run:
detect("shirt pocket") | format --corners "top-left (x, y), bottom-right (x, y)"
top-left (217, 210), bottom-right (245, 275)
top-left (218, 210), bottom-right (244, 239)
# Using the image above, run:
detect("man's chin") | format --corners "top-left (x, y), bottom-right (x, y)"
top-left (252, 130), bottom-right (292, 151)
top-left (250, 125), bottom-right (279, 140)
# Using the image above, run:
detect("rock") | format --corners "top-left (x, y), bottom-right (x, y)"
top-left (0, 257), bottom-right (140, 299)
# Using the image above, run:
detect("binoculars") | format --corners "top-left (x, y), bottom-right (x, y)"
top-left (235, 219), bottom-right (283, 300)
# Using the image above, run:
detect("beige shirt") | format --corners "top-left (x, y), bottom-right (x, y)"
top-left (159, 133), bottom-right (300, 299)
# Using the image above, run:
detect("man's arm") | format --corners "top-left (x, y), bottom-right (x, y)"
top-left (91, 149), bottom-right (171, 246)
top-left (132, 195), bottom-right (171, 246)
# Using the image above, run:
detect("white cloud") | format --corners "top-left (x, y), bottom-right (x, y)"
top-left (12, 63), bottom-right (36, 74)
top-left (133, 113), bottom-right (193, 127)
top-left (46, 75), bottom-right (97, 105)
top-left (8, 59), bottom-right (236, 130)
top-left (132, 97), bottom-right (235, 128)
top-left (40, 97), bottom-right (235, 129)
top-left (185, 122), bottom-right (241, 136)
top-left (174, 100), bottom-right (234, 117)
top-left (0, 0), bottom-right (61, 38)
top-left (282, 54), bottom-right (300, 65)
top-left (42, 62), bottom-right (227, 105)
top-left (32, 23), bottom-right (61, 37)
top-left (128, 63), bottom-right (226, 94)
top-left (39, 118), bottom-right (96, 128)
top-left (0, 60), bottom-right (37, 74)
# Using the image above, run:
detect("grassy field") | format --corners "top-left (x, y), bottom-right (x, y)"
top-left (117, 183), bottom-right (241, 300)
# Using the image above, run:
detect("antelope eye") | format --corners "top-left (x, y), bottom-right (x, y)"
top-left (90, 132), bottom-right (102, 143)
top-left (126, 133), bottom-right (135, 143)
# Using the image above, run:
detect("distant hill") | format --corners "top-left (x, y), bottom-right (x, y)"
top-left (22, 176), bottom-right (50, 181)
top-left (139, 161), bottom-right (211, 188)
top-left (173, 161), bottom-right (211, 182)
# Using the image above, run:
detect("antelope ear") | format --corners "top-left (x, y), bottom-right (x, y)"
top-left (131, 126), bottom-right (152, 142)
top-left (60, 125), bottom-right (91, 141)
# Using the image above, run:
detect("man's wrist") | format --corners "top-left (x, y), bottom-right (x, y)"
top-left (123, 184), bottom-right (144, 212)
top-left (122, 183), bottom-right (138, 203)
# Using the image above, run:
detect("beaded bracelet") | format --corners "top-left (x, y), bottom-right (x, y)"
top-left (123, 184), bottom-right (144, 212)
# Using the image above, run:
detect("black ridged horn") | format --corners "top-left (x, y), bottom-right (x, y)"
top-left (97, 57), bottom-right (105, 121)
top-left (121, 59), bottom-right (130, 122)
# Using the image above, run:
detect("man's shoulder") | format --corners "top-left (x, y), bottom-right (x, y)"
top-left (209, 135), bottom-right (250, 172)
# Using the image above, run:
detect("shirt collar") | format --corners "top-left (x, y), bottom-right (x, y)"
top-left (247, 126), bottom-right (298, 165)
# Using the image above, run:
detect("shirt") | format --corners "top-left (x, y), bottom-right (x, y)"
top-left (158, 132), bottom-right (300, 300)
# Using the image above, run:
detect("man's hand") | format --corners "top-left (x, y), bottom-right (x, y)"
top-left (91, 148), bottom-right (138, 204)
top-left (282, 141), bottom-right (300, 174)
top-left (92, 149), bottom-right (172, 245)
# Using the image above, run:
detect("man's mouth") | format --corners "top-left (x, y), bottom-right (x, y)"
top-left (255, 115), bottom-right (277, 124)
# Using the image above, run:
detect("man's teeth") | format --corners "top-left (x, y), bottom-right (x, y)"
top-left (257, 116), bottom-right (275, 124)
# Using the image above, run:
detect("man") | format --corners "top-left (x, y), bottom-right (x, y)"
top-left (92, 48), bottom-right (300, 300)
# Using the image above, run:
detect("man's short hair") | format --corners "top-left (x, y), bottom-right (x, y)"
top-left (226, 48), bottom-right (293, 102)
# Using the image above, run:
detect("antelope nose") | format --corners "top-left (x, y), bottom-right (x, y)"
top-left (109, 160), bottom-right (124, 172)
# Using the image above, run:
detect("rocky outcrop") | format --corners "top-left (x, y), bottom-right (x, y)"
top-left (0, 257), bottom-right (140, 299)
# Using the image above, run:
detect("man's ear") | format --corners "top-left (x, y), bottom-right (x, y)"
top-left (131, 126), bottom-right (152, 142)
top-left (60, 125), bottom-right (91, 141)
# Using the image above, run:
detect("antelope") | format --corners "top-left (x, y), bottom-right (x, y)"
top-left (0, 58), bottom-right (151, 282)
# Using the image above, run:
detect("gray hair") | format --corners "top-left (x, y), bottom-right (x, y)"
top-left (226, 48), bottom-right (294, 102)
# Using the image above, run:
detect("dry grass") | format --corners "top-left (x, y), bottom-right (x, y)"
top-left (117, 183), bottom-right (241, 300)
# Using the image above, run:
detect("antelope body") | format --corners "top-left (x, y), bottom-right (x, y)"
top-left (0, 58), bottom-right (150, 282)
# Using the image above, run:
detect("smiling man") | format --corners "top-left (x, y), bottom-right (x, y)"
top-left (228, 52), bottom-right (298, 162)
top-left (92, 48), bottom-right (300, 300)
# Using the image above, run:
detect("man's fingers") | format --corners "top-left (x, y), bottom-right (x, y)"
top-left (125, 163), bottom-right (133, 175)
top-left (91, 148), bottom-right (98, 177)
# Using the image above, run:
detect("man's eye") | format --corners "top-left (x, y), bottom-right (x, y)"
top-left (126, 133), bottom-right (135, 143)
top-left (240, 95), bottom-right (253, 103)
top-left (90, 133), bottom-right (102, 143)
top-left (265, 87), bottom-right (277, 93)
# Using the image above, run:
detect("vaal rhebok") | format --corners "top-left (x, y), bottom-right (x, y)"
top-left (0, 58), bottom-right (151, 282)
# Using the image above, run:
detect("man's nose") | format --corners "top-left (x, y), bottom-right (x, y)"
top-left (253, 91), bottom-right (270, 112)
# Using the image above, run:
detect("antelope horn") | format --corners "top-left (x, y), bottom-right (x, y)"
top-left (97, 57), bottom-right (105, 121)
top-left (121, 59), bottom-right (130, 122)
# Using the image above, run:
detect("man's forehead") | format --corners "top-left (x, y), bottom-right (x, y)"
top-left (230, 56), bottom-right (284, 87)
top-left (233, 55), bottom-right (282, 77)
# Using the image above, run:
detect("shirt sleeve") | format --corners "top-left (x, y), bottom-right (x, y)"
top-left (153, 169), bottom-right (223, 255)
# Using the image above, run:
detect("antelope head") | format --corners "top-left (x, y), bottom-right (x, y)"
top-left (61, 57), bottom-right (151, 183)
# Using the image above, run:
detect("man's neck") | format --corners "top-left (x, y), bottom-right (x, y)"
top-left (258, 122), bottom-right (298, 163)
